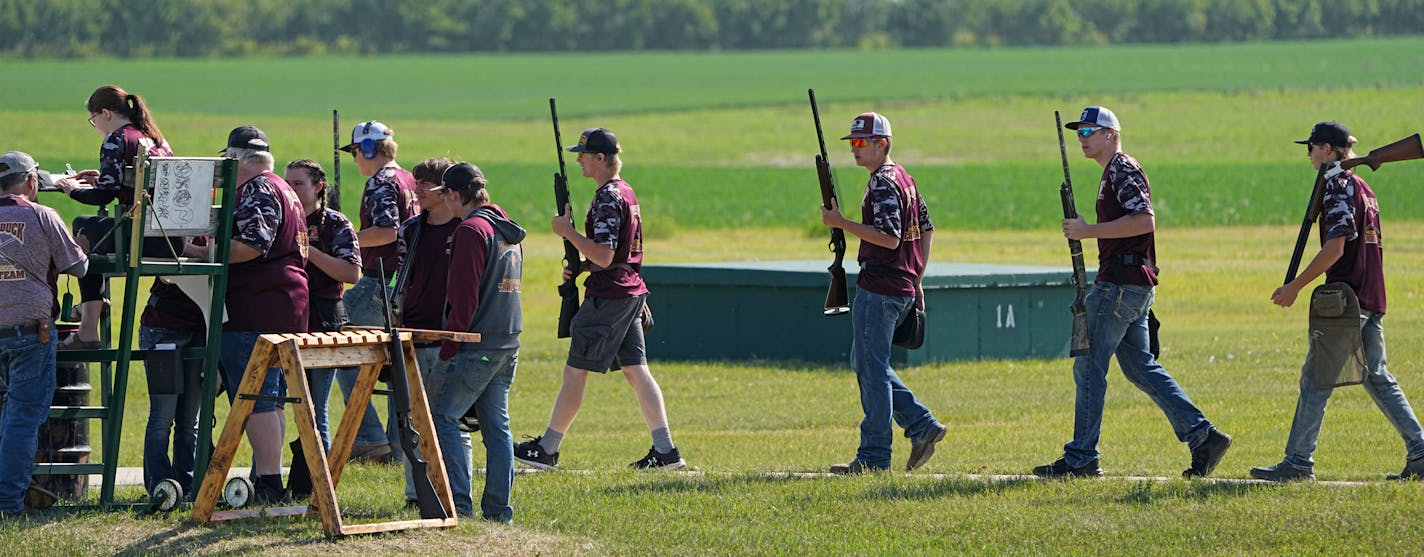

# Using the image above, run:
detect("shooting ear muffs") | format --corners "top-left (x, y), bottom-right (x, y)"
top-left (358, 122), bottom-right (377, 159)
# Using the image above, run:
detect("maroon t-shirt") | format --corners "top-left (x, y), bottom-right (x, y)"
top-left (140, 280), bottom-right (206, 332)
top-left (397, 215), bottom-right (459, 330)
top-left (304, 208), bottom-right (361, 302)
top-left (225, 171), bottom-right (309, 333)
top-left (582, 179), bottom-right (648, 299)
top-left (358, 166), bottom-right (419, 277)
top-left (1321, 170), bottom-right (1386, 314)
top-left (1094, 152), bottom-right (1158, 286)
top-left (856, 163), bottom-right (933, 297)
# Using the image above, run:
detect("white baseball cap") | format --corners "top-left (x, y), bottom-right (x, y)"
top-left (339, 120), bottom-right (394, 153)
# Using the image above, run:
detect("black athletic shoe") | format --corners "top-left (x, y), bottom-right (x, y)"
top-left (1183, 428), bottom-right (1233, 478)
top-left (252, 474), bottom-right (291, 506)
top-left (1249, 461), bottom-right (1314, 482)
top-left (1386, 456), bottom-right (1424, 480)
top-left (1032, 457), bottom-right (1103, 478)
top-left (513, 436), bottom-right (560, 470)
top-left (631, 446), bottom-right (686, 471)
top-left (829, 459), bottom-right (888, 475)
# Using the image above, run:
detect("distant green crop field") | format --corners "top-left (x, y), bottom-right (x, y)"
top-left (4, 37), bottom-right (1423, 120)
top-left (6, 37), bottom-right (1424, 230)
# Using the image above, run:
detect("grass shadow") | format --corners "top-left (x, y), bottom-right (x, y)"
top-left (1116, 479), bottom-right (1271, 505)
top-left (863, 476), bottom-right (1037, 501)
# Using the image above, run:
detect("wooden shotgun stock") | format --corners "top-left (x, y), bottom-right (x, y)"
top-left (1284, 133), bottom-right (1423, 284)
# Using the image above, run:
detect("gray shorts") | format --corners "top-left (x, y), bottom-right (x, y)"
top-left (567, 295), bottom-right (647, 373)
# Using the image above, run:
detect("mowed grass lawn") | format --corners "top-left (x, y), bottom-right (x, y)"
top-left (3, 38), bottom-right (1424, 554)
top-left (7, 223), bottom-right (1424, 555)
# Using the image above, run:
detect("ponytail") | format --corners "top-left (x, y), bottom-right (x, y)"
top-left (87, 85), bottom-right (165, 145)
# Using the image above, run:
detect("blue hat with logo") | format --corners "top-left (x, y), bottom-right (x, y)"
top-left (1065, 106), bottom-right (1120, 131)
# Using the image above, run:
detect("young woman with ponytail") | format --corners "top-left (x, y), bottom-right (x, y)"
top-left (54, 85), bottom-right (178, 348)
top-left (284, 159), bottom-right (361, 454)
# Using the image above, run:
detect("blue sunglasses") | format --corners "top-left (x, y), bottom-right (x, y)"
top-left (1076, 127), bottom-right (1106, 138)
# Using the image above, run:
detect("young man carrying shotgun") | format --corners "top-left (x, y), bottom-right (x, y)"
top-left (1034, 106), bottom-right (1230, 479)
top-left (514, 127), bottom-right (686, 471)
top-left (818, 112), bottom-right (946, 474)
top-left (1251, 121), bottom-right (1424, 482)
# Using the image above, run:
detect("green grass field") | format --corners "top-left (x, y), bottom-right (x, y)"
top-left (3, 38), bottom-right (1424, 555)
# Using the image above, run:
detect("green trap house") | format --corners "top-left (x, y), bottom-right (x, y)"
top-left (640, 261), bottom-right (1086, 365)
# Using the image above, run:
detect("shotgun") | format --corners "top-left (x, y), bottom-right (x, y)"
top-left (808, 89), bottom-right (850, 316)
top-left (376, 258), bottom-right (448, 520)
top-left (1055, 111), bottom-right (1090, 357)
top-left (330, 109), bottom-right (342, 211)
top-left (1284, 133), bottom-right (1423, 284)
top-left (550, 98), bottom-right (582, 338)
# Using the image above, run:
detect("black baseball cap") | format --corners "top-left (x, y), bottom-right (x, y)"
top-left (1295, 121), bottom-right (1350, 147)
top-left (566, 128), bottom-right (620, 154)
top-left (222, 125), bottom-right (270, 153)
top-left (438, 162), bottom-right (485, 192)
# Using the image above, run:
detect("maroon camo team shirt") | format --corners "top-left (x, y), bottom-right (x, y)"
top-left (856, 163), bottom-right (932, 298)
top-left (582, 179), bottom-right (648, 299)
top-left (305, 208), bottom-right (361, 301)
top-left (358, 166), bottom-right (419, 277)
top-left (71, 124), bottom-right (172, 207)
top-left (1321, 170), bottom-right (1387, 314)
top-left (1094, 152), bottom-right (1157, 286)
top-left (398, 217), bottom-right (459, 330)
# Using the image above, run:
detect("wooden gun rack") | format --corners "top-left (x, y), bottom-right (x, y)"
top-left (191, 330), bottom-right (465, 537)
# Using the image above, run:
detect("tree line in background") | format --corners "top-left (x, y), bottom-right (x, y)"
top-left (3, 0), bottom-right (1422, 58)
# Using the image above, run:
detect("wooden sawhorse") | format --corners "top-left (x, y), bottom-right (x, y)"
top-left (191, 330), bottom-right (465, 536)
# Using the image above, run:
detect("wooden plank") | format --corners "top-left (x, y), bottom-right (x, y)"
top-left (277, 340), bottom-right (344, 536)
top-left (298, 344), bottom-right (389, 370)
top-left (207, 504), bottom-right (312, 524)
top-left (344, 325), bottom-right (480, 343)
top-left (192, 338), bottom-right (276, 524)
top-left (337, 517), bottom-right (458, 536)
top-left (401, 339), bottom-right (457, 518)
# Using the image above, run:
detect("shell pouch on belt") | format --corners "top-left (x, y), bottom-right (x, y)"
top-left (1307, 282), bottom-right (1366, 389)
top-left (145, 339), bottom-right (189, 396)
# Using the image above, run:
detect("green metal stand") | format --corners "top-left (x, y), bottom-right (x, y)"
top-left (39, 156), bottom-right (237, 508)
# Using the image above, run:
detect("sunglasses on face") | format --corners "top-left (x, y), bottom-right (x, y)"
top-left (1076, 127), bottom-right (1105, 138)
top-left (849, 137), bottom-right (878, 148)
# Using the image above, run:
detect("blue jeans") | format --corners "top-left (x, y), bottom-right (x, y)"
top-left (140, 326), bottom-right (205, 493)
top-left (219, 331), bottom-right (286, 414)
top-left (1281, 311), bottom-right (1424, 469)
top-left (340, 276), bottom-right (397, 452)
top-left (1064, 282), bottom-right (1212, 467)
top-left (0, 326), bottom-right (57, 513)
top-left (305, 367), bottom-right (336, 452)
top-left (850, 290), bottom-right (940, 469)
top-left (424, 347), bottom-right (516, 521)
top-left (404, 347), bottom-right (468, 501)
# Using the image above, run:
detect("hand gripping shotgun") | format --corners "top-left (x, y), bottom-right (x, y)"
top-left (550, 98), bottom-right (583, 338)
top-left (808, 89), bottom-right (850, 316)
top-left (377, 258), bottom-right (448, 520)
top-left (1055, 110), bottom-right (1091, 357)
top-left (1284, 133), bottom-right (1423, 284)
